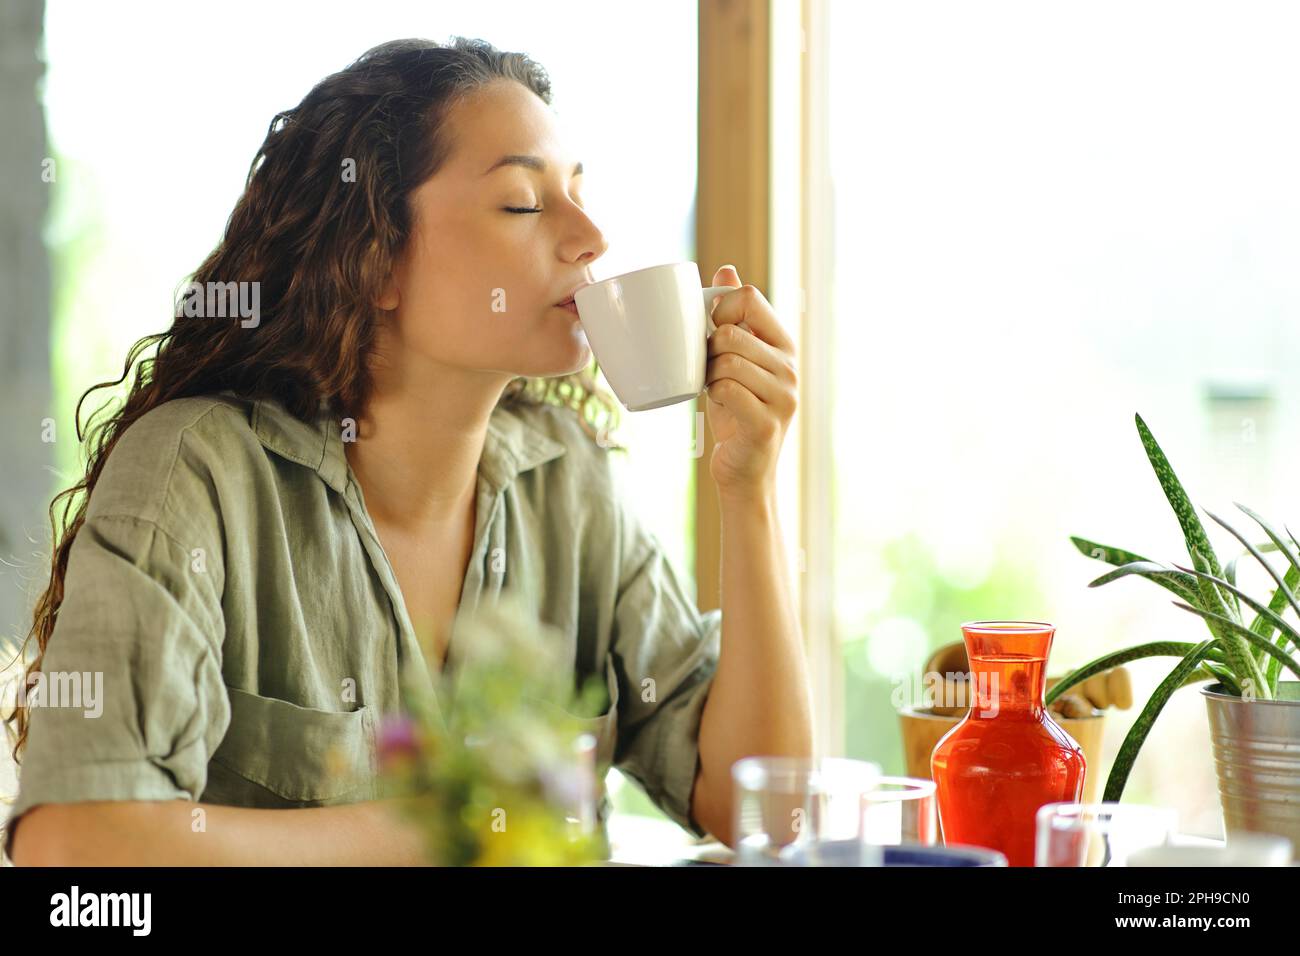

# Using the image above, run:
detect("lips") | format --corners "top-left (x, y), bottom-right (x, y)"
top-left (554, 281), bottom-right (591, 308)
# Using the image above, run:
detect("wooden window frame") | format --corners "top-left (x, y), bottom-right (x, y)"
top-left (696, 0), bottom-right (842, 758)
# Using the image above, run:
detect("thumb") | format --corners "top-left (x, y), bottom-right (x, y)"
top-left (712, 263), bottom-right (742, 288)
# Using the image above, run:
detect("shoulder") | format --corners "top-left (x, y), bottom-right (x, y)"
top-left (86, 392), bottom-right (263, 529)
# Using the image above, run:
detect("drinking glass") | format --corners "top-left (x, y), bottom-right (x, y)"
top-left (1035, 802), bottom-right (1178, 866)
top-left (732, 757), bottom-right (883, 866)
top-left (861, 776), bottom-right (939, 846)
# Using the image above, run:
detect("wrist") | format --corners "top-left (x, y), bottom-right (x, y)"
top-left (717, 485), bottom-right (778, 520)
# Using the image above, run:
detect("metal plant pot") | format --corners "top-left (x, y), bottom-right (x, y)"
top-left (1202, 681), bottom-right (1300, 849)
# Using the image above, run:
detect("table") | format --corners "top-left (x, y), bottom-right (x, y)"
top-left (607, 827), bottom-right (1230, 866)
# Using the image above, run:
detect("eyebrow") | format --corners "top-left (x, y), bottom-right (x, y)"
top-left (483, 154), bottom-right (584, 177)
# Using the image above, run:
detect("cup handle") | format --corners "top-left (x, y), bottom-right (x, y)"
top-left (702, 286), bottom-right (731, 337)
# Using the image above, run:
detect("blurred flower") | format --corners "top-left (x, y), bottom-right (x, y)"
top-left (373, 592), bottom-right (608, 866)
top-left (375, 712), bottom-right (421, 771)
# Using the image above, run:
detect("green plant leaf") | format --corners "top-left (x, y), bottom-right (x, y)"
top-left (1069, 536), bottom-right (1199, 597)
top-left (1198, 660), bottom-right (1241, 694)
top-left (1103, 640), bottom-right (1217, 802)
top-left (1045, 641), bottom-right (1226, 707)
top-left (1262, 563), bottom-right (1300, 691)
top-left (1134, 414), bottom-right (1239, 615)
top-left (1204, 506), bottom-right (1300, 688)
top-left (1253, 564), bottom-right (1300, 639)
top-left (1171, 562), bottom-right (1300, 656)
top-left (1237, 504), bottom-right (1300, 563)
top-left (1225, 541), bottom-right (1279, 592)
top-left (1171, 601), bottom-right (1300, 688)
top-left (1085, 560), bottom-right (1201, 605)
top-left (1269, 526), bottom-right (1300, 688)
top-left (1224, 504), bottom-right (1300, 622)
top-left (1187, 544), bottom-right (1266, 694)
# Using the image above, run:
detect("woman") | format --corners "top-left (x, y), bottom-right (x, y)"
top-left (3, 36), bottom-right (812, 865)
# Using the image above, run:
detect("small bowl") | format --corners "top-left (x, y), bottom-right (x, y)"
top-left (782, 839), bottom-right (1007, 867)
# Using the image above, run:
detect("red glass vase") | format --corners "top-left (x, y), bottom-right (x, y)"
top-left (930, 621), bottom-right (1086, 866)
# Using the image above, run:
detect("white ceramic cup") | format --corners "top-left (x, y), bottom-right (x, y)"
top-left (573, 261), bottom-right (732, 412)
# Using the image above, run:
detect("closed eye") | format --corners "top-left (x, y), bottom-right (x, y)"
top-left (504, 206), bottom-right (543, 214)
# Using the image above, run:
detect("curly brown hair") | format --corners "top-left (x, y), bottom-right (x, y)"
top-left (4, 36), bottom-right (625, 766)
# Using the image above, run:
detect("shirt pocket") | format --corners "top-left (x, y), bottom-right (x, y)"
top-left (523, 655), bottom-right (620, 775)
top-left (206, 686), bottom-right (378, 807)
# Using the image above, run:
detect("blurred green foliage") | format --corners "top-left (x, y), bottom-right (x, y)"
top-left (840, 531), bottom-right (1047, 774)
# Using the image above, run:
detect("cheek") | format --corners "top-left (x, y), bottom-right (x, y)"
top-left (416, 223), bottom-right (540, 320)
top-left (393, 218), bottom-right (559, 364)
top-left (393, 271), bottom-right (539, 366)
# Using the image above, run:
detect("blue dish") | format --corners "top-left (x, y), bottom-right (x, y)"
top-left (783, 840), bottom-right (1007, 867)
top-left (881, 843), bottom-right (1007, 866)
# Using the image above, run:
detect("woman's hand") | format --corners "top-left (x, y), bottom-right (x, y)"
top-left (703, 264), bottom-right (798, 504)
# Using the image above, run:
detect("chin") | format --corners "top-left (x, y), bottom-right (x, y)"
top-left (513, 337), bottom-right (592, 379)
top-left (551, 327), bottom-right (594, 376)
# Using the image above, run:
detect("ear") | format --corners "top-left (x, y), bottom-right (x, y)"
top-left (374, 268), bottom-right (400, 311)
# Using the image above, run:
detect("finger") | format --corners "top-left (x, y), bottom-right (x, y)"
top-left (708, 264), bottom-right (748, 332)
top-left (712, 264), bottom-right (742, 288)
top-left (705, 377), bottom-right (776, 440)
top-left (706, 350), bottom-right (792, 412)
top-left (710, 284), bottom-right (796, 354)
top-left (708, 321), bottom-right (797, 383)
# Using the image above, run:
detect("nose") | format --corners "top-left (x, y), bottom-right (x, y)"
top-left (564, 206), bottom-right (608, 267)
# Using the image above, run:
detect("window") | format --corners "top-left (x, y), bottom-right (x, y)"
top-left (813, 0), bottom-right (1300, 838)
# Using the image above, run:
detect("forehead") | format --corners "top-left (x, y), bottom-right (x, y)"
top-left (443, 80), bottom-right (582, 174)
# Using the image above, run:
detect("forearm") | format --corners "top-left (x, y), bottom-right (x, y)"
top-left (13, 798), bottom-right (432, 866)
top-left (693, 490), bottom-right (814, 843)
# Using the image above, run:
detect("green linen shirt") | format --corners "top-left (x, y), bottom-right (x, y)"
top-left (2, 388), bottom-right (721, 863)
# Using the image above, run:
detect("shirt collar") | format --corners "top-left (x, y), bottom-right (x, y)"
top-left (245, 392), bottom-right (568, 496)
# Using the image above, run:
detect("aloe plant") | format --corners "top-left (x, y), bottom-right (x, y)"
top-left (1056, 413), bottom-right (1300, 803)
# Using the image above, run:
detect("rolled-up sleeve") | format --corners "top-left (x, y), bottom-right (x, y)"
top-left (608, 506), bottom-right (722, 841)
top-left (2, 513), bottom-right (229, 864)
